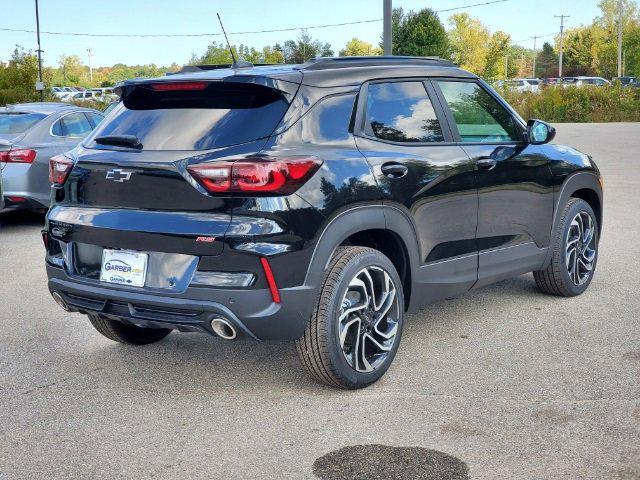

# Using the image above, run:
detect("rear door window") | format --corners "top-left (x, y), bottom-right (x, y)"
top-left (436, 80), bottom-right (519, 143)
top-left (364, 81), bottom-right (444, 143)
top-left (88, 82), bottom-right (290, 150)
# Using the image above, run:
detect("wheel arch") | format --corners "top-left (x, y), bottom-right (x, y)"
top-left (304, 205), bottom-right (421, 310)
top-left (542, 171), bottom-right (603, 269)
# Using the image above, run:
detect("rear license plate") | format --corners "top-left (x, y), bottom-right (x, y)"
top-left (100, 249), bottom-right (148, 287)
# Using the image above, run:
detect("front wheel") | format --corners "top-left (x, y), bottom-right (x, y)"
top-left (534, 198), bottom-right (599, 297)
top-left (295, 247), bottom-right (405, 389)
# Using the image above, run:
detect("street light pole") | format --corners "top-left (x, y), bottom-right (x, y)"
top-left (34, 0), bottom-right (44, 102)
top-left (555, 14), bottom-right (570, 78)
top-left (532, 36), bottom-right (540, 78)
top-left (383, 0), bottom-right (392, 56)
top-left (618, 0), bottom-right (623, 78)
top-left (87, 48), bottom-right (93, 84)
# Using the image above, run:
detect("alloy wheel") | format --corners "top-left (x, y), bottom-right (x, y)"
top-left (565, 210), bottom-right (597, 286)
top-left (338, 266), bottom-right (400, 373)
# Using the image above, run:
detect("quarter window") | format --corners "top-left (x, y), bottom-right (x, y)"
top-left (365, 81), bottom-right (444, 143)
top-left (51, 112), bottom-right (94, 137)
top-left (437, 81), bottom-right (519, 143)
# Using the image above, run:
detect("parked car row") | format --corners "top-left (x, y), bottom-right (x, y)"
top-left (0, 102), bottom-right (104, 211)
top-left (499, 75), bottom-right (638, 92)
top-left (52, 86), bottom-right (117, 103)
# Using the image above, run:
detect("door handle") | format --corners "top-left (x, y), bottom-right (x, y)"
top-left (476, 157), bottom-right (497, 170)
top-left (381, 162), bottom-right (408, 178)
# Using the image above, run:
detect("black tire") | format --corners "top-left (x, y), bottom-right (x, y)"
top-left (295, 246), bottom-right (405, 389)
top-left (88, 314), bottom-right (172, 345)
top-left (534, 198), bottom-right (599, 297)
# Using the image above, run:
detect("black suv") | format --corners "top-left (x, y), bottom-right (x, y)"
top-left (44, 57), bottom-right (603, 389)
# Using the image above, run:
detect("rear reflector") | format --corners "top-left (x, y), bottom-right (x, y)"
top-left (187, 156), bottom-right (322, 195)
top-left (150, 82), bottom-right (208, 91)
top-left (49, 154), bottom-right (74, 185)
top-left (0, 148), bottom-right (37, 163)
top-left (260, 257), bottom-right (281, 304)
top-left (6, 196), bottom-right (26, 203)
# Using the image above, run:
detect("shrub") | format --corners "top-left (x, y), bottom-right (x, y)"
top-left (497, 84), bottom-right (640, 123)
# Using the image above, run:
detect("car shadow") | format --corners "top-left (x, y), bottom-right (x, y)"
top-left (64, 274), bottom-right (543, 395)
top-left (0, 209), bottom-right (46, 231)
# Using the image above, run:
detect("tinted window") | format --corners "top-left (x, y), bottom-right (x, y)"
top-left (89, 82), bottom-right (289, 150)
top-left (0, 113), bottom-right (46, 134)
top-left (437, 81), bottom-right (519, 143)
top-left (365, 81), bottom-right (444, 143)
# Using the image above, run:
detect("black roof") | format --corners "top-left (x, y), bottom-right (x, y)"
top-left (121, 56), bottom-right (475, 90)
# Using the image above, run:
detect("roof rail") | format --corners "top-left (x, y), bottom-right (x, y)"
top-left (298, 56), bottom-right (455, 70)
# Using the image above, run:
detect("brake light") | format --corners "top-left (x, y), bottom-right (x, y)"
top-left (49, 154), bottom-right (74, 185)
top-left (0, 148), bottom-right (36, 163)
top-left (150, 82), bottom-right (208, 91)
top-left (187, 156), bottom-right (322, 195)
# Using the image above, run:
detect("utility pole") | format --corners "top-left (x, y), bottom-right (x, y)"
top-left (383, 0), bottom-right (392, 56)
top-left (86, 48), bottom-right (93, 84)
top-left (617, 0), bottom-right (623, 78)
top-left (532, 36), bottom-right (540, 78)
top-left (34, 0), bottom-right (44, 102)
top-left (555, 14), bottom-right (570, 78)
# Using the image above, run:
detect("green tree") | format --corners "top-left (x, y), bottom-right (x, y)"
top-left (562, 26), bottom-right (600, 76)
top-left (392, 8), bottom-right (450, 58)
top-left (281, 30), bottom-right (333, 63)
top-left (339, 38), bottom-right (382, 56)
top-left (0, 46), bottom-right (48, 103)
top-left (483, 31), bottom-right (511, 79)
top-left (56, 54), bottom-right (86, 85)
top-left (535, 42), bottom-right (559, 78)
top-left (447, 13), bottom-right (490, 74)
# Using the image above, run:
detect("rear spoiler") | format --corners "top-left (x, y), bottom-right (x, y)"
top-left (114, 72), bottom-right (302, 103)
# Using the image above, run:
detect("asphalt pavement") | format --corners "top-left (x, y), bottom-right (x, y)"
top-left (0, 123), bottom-right (638, 480)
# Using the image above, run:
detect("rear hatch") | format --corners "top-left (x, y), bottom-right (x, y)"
top-left (48, 74), bottom-right (300, 284)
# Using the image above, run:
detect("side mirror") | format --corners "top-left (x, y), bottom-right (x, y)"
top-left (527, 119), bottom-right (556, 145)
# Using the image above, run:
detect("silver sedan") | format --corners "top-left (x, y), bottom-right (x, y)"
top-left (1, 102), bottom-right (104, 210)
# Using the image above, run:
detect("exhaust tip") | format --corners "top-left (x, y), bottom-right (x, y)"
top-left (210, 317), bottom-right (237, 340)
top-left (51, 291), bottom-right (70, 311)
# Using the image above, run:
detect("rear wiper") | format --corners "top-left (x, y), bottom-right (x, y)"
top-left (95, 135), bottom-right (143, 149)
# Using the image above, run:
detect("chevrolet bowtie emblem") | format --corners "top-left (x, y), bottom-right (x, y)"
top-left (105, 169), bottom-right (133, 182)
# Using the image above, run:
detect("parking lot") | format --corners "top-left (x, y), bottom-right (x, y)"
top-left (0, 123), bottom-right (638, 479)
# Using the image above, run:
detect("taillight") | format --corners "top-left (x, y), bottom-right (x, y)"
top-left (0, 148), bottom-right (36, 163)
top-left (187, 156), bottom-right (322, 195)
top-left (49, 154), bottom-right (74, 185)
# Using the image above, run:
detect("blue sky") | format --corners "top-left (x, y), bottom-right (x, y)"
top-left (1, 0), bottom-right (603, 67)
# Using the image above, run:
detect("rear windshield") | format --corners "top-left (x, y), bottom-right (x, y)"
top-left (0, 113), bottom-right (46, 134)
top-left (88, 82), bottom-right (290, 150)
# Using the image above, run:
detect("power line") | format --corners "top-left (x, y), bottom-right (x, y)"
top-left (0, 0), bottom-right (511, 39)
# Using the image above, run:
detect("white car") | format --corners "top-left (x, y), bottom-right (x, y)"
top-left (563, 77), bottom-right (611, 87)
top-left (497, 78), bottom-right (541, 93)
top-left (65, 89), bottom-right (118, 104)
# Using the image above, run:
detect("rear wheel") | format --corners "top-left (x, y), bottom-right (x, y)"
top-left (88, 314), bottom-right (172, 345)
top-left (534, 198), bottom-right (599, 297)
top-left (296, 247), bottom-right (405, 389)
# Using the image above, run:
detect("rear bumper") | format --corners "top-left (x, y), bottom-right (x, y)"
top-left (47, 264), bottom-right (316, 341)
